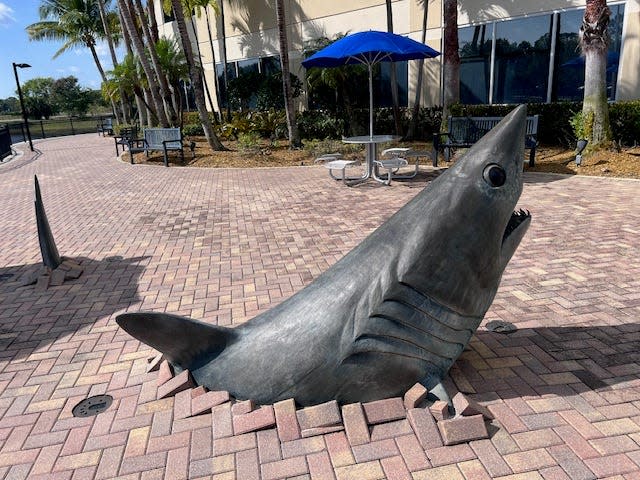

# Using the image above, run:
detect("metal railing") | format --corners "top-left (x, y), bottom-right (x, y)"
top-left (0, 124), bottom-right (11, 160)
top-left (5, 116), bottom-right (113, 146)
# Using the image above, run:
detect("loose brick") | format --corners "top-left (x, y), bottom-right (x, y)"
top-left (191, 390), bottom-right (230, 416)
top-left (404, 384), bottom-right (428, 409)
top-left (301, 424), bottom-right (344, 437)
top-left (274, 398), bottom-right (301, 442)
top-left (191, 385), bottom-right (207, 398)
top-left (232, 399), bottom-right (254, 416)
top-left (49, 268), bottom-right (66, 286)
top-left (173, 389), bottom-right (192, 420)
top-left (146, 354), bottom-right (164, 373)
top-left (429, 401), bottom-right (450, 422)
top-left (157, 369), bottom-right (194, 399)
top-left (233, 405), bottom-right (276, 434)
top-left (363, 397), bottom-right (406, 425)
top-left (342, 402), bottom-right (370, 446)
top-left (452, 392), bottom-right (494, 419)
top-left (406, 408), bottom-right (443, 449)
top-left (297, 400), bottom-right (341, 430)
top-left (437, 414), bottom-right (489, 445)
top-left (212, 402), bottom-right (233, 439)
top-left (156, 360), bottom-right (173, 387)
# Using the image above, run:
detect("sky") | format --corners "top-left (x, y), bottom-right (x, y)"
top-left (0, 0), bottom-right (114, 99)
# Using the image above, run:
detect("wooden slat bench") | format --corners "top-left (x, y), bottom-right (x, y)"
top-left (126, 127), bottom-right (195, 167)
top-left (433, 115), bottom-right (539, 166)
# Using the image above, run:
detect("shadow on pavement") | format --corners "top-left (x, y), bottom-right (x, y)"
top-left (0, 255), bottom-right (149, 362)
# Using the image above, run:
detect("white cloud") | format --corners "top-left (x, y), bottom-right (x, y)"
top-left (69, 66), bottom-right (80, 73)
top-left (0, 3), bottom-right (15, 26)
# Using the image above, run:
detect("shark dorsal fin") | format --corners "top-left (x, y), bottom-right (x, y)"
top-left (116, 312), bottom-right (237, 368)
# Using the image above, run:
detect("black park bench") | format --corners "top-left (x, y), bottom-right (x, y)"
top-left (433, 115), bottom-right (539, 167)
top-left (125, 127), bottom-right (195, 167)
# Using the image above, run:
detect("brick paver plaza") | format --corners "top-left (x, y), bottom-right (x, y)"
top-left (1, 133), bottom-right (639, 479)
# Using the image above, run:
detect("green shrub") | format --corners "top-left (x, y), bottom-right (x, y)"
top-left (182, 123), bottom-right (204, 137)
top-left (238, 131), bottom-right (261, 152)
top-left (297, 110), bottom-right (345, 139)
top-left (610, 100), bottom-right (640, 146)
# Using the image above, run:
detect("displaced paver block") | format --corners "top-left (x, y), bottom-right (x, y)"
top-left (429, 400), bottom-right (451, 422)
top-left (342, 402), bottom-right (370, 446)
top-left (452, 392), bottom-right (494, 419)
top-left (407, 408), bottom-right (443, 449)
top-left (296, 400), bottom-right (341, 430)
top-left (146, 354), bottom-right (164, 373)
top-left (191, 385), bottom-right (207, 398)
top-left (404, 383), bottom-right (429, 409)
top-left (438, 414), bottom-right (489, 445)
top-left (157, 369), bottom-right (194, 399)
top-left (274, 398), bottom-right (301, 442)
top-left (363, 397), bottom-right (406, 425)
top-left (233, 405), bottom-right (276, 435)
top-left (191, 390), bottom-right (230, 416)
top-left (232, 399), bottom-right (255, 416)
top-left (157, 360), bottom-right (173, 387)
top-left (49, 269), bottom-right (66, 286)
top-left (302, 425), bottom-right (345, 438)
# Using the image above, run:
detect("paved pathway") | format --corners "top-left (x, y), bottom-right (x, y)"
top-left (0, 134), bottom-right (639, 479)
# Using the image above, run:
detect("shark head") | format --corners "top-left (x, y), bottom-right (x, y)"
top-left (397, 105), bottom-right (531, 317)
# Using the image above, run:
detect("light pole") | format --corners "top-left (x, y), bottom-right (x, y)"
top-left (12, 62), bottom-right (33, 152)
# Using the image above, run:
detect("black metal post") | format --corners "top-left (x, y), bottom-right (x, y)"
top-left (12, 62), bottom-right (33, 152)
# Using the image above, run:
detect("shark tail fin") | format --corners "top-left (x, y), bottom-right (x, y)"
top-left (116, 312), bottom-right (237, 369)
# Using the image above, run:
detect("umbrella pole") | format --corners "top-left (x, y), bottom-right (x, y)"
top-left (368, 65), bottom-right (374, 139)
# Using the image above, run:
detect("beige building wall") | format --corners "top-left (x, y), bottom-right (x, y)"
top-left (156, 0), bottom-right (639, 111)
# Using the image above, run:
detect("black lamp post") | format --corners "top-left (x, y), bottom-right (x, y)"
top-left (12, 62), bottom-right (33, 152)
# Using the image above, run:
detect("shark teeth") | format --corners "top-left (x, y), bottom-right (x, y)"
top-left (503, 209), bottom-right (531, 241)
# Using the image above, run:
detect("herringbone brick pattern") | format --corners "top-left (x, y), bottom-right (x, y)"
top-left (0, 134), bottom-right (639, 479)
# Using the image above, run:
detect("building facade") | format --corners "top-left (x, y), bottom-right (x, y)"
top-left (155, 0), bottom-right (640, 112)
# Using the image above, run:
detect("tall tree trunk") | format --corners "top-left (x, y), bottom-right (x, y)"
top-left (407, 0), bottom-right (429, 140)
top-left (171, 0), bottom-right (226, 150)
top-left (442, 0), bottom-right (460, 122)
top-left (386, 0), bottom-right (403, 137)
top-left (117, 0), bottom-right (168, 126)
top-left (97, 0), bottom-right (128, 123)
top-left (88, 41), bottom-right (121, 124)
top-left (188, 16), bottom-right (215, 115)
top-left (133, 0), bottom-right (179, 125)
top-left (580, 0), bottom-right (611, 147)
top-left (218, 0), bottom-right (231, 120)
top-left (146, 0), bottom-right (159, 43)
top-left (275, 0), bottom-right (301, 148)
top-left (204, 7), bottom-right (221, 120)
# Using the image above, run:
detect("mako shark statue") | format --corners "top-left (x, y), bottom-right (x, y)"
top-left (117, 106), bottom-right (531, 407)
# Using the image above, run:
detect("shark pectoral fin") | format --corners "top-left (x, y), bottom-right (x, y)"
top-left (116, 312), bottom-right (237, 368)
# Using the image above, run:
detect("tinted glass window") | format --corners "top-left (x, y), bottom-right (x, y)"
top-left (493, 15), bottom-right (553, 104)
top-left (459, 24), bottom-right (492, 104)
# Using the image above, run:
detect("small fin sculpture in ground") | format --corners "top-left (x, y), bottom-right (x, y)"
top-left (118, 106), bottom-right (532, 407)
top-left (22, 176), bottom-right (83, 289)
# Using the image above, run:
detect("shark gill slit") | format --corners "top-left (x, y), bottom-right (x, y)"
top-left (397, 282), bottom-right (482, 330)
top-left (354, 331), bottom-right (455, 364)
top-left (347, 338), bottom-right (444, 367)
top-left (367, 311), bottom-right (465, 354)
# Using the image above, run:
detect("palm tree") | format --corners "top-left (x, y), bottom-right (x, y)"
top-left (117, 0), bottom-right (169, 126)
top-left (580, 0), bottom-right (612, 147)
top-left (26, 0), bottom-right (120, 116)
top-left (274, 0), bottom-right (301, 148)
top-left (170, 0), bottom-right (226, 150)
top-left (155, 37), bottom-right (190, 116)
top-left (442, 0), bottom-right (460, 122)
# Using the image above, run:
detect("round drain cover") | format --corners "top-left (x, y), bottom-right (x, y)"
top-left (72, 394), bottom-right (113, 417)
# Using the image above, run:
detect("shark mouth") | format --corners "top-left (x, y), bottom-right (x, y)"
top-left (503, 209), bottom-right (531, 243)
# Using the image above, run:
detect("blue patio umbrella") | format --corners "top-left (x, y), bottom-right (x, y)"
top-left (302, 30), bottom-right (440, 138)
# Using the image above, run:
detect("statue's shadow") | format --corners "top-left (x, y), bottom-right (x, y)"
top-left (0, 255), bottom-right (149, 363)
top-left (453, 324), bottom-right (640, 403)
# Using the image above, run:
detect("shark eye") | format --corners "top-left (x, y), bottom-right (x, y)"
top-left (483, 164), bottom-right (506, 187)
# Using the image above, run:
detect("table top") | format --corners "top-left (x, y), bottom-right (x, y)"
top-left (342, 135), bottom-right (400, 144)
